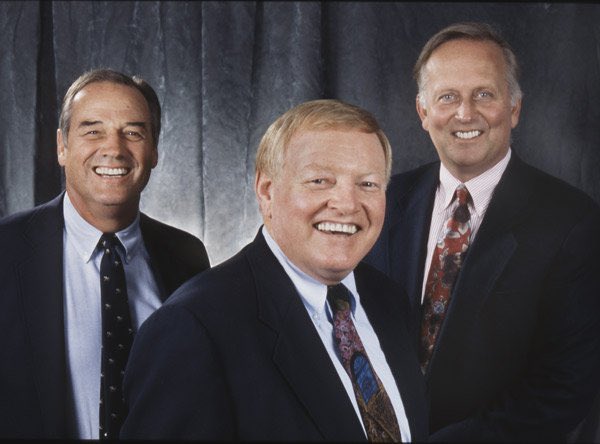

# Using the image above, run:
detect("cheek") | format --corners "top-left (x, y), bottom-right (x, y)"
top-left (365, 197), bottom-right (386, 229)
top-left (427, 110), bottom-right (452, 131)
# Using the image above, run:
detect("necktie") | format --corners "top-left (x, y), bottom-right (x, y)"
top-left (420, 184), bottom-right (471, 373)
top-left (98, 233), bottom-right (134, 439)
top-left (327, 284), bottom-right (402, 442)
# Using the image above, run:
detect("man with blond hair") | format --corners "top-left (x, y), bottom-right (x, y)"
top-left (121, 99), bottom-right (427, 441)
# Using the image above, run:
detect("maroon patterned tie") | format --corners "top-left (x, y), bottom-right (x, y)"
top-left (419, 184), bottom-right (471, 373)
top-left (328, 284), bottom-right (402, 442)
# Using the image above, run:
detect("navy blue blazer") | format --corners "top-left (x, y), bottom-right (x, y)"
top-left (121, 230), bottom-right (428, 441)
top-left (0, 194), bottom-right (210, 439)
top-left (366, 154), bottom-right (600, 441)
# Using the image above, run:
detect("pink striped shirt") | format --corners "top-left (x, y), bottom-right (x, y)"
top-left (420, 149), bottom-right (512, 303)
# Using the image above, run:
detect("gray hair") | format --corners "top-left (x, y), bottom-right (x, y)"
top-left (59, 68), bottom-right (161, 147)
top-left (414, 22), bottom-right (522, 107)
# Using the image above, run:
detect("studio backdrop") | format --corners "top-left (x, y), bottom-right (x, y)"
top-left (1, 1), bottom-right (599, 267)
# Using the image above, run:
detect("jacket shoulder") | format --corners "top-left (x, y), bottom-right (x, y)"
top-left (388, 161), bottom-right (439, 193)
top-left (162, 245), bottom-right (254, 316)
top-left (140, 213), bottom-right (210, 272)
top-left (519, 160), bottom-right (599, 212)
top-left (0, 196), bottom-right (63, 250)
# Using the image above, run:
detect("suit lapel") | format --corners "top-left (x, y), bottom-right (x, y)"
top-left (245, 232), bottom-right (365, 441)
top-left (431, 155), bottom-right (532, 372)
top-left (140, 214), bottom-right (174, 301)
top-left (356, 263), bottom-right (428, 441)
top-left (17, 195), bottom-right (68, 437)
top-left (388, 165), bottom-right (438, 311)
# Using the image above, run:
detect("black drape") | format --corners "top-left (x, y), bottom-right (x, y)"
top-left (2, 1), bottom-right (599, 265)
top-left (1, 1), bottom-right (599, 440)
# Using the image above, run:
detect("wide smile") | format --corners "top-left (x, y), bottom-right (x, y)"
top-left (453, 130), bottom-right (482, 140)
top-left (314, 221), bottom-right (360, 236)
top-left (93, 166), bottom-right (131, 177)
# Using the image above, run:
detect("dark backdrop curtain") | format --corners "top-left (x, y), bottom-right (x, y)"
top-left (1, 1), bottom-right (600, 440)
top-left (2, 1), bottom-right (600, 265)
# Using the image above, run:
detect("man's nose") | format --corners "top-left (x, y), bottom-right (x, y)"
top-left (99, 131), bottom-right (127, 157)
top-left (455, 99), bottom-right (475, 122)
top-left (328, 181), bottom-right (360, 214)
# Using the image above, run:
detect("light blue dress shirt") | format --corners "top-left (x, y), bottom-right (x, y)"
top-left (262, 227), bottom-right (411, 441)
top-left (62, 192), bottom-right (162, 439)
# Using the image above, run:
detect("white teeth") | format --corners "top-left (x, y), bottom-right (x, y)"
top-left (316, 222), bottom-right (358, 235)
top-left (95, 167), bottom-right (128, 176)
top-left (455, 130), bottom-right (482, 140)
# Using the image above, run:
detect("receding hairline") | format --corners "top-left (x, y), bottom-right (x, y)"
top-left (414, 22), bottom-right (522, 105)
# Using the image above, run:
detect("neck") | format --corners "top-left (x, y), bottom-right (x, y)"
top-left (66, 192), bottom-right (139, 233)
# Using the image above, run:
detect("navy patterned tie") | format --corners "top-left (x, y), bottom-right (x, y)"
top-left (328, 284), bottom-right (402, 442)
top-left (98, 233), bottom-right (134, 439)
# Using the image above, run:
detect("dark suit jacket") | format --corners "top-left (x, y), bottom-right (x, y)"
top-left (0, 193), bottom-right (210, 439)
top-left (366, 154), bottom-right (600, 441)
top-left (121, 230), bottom-right (428, 441)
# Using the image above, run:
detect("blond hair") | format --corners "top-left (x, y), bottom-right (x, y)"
top-left (256, 99), bottom-right (392, 182)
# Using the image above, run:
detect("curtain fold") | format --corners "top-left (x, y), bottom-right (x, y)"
top-left (1, 1), bottom-right (599, 267)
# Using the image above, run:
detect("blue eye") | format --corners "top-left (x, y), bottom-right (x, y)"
top-left (439, 93), bottom-right (456, 103)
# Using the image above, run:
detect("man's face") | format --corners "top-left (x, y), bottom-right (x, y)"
top-left (256, 128), bottom-right (387, 285)
top-left (57, 81), bottom-right (158, 224)
top-left (416, 39), bottom-right (521, 182)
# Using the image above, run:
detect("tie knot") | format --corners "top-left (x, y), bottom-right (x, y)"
top-left (455, 184), bottom-right (470, 205)
top-left (98, 233), bottom-right (122, 253)
top-left (327, 284), bottom-right (352, 314)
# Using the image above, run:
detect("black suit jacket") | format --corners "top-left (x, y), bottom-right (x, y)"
top-left (121, 230), bottom-right (428, 441)
top-left (0, 193), bottom-right (210, 439)
top-left (366, 154), bottom-right (600, 441)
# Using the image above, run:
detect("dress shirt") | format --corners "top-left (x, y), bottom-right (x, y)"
top-left (263, 227), bottom-right (411, 441)
top-left (62, 192), bottom-right (162, 439)
top-left (421, 149), bottom-right (511, 303)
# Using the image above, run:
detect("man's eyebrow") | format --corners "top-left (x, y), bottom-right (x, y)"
top-left (125, 122), bottom-right (148, 128)
top-left (78, 120), bottom-right (102, 128)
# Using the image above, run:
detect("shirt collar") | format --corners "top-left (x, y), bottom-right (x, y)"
top-left (63, 191), bottom-right (143, 264)
top-left (261, 226), bottom-right (359, 318)
top-left (438, 148), bottom-right (511, 215)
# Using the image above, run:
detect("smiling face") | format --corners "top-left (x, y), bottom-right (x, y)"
top-left (57, 81), bottom-right (158, 231)
top-left (256, 128), bottom-right (387, 285)
top-left (416, 39), bottom-right (521, 182)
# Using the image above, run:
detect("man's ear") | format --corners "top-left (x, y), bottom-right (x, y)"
top-left (57, 129), bottom-right (66, 166)
top-left (255, 171), bottom-right (274, 220)
top-left (151, 146), bottom-right (158, 168)
top-left (416, 95), bottom-right (430, 132)
top-left (510, 97), bottom-right (522, 129)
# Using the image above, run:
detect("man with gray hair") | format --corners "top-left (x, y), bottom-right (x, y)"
top-left (0, 68), bottom-right (210, 439)
top-left (367, 22), bottom-right (600, 441)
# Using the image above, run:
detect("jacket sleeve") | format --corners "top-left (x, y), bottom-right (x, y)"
top-left (120, 303), bottom-right (234, 439)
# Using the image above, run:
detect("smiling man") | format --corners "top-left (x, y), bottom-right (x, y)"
top-left (0, 69), bottom-right (209, 439)
top-left (366, 22), bottom-right (600, 441)
top-left (121, 99), bottom-right (428, 441)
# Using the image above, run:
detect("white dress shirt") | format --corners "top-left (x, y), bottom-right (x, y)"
top-left (421, 149), bottom-right (511, 302)
top-left (62, 192), bottom-right (162, 439)
top-left (263, 227), bottom-right (411, 441)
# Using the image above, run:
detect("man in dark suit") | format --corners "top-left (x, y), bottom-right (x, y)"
top-left (121, 99), bottom-right (428, 441)
top-left (366, 22), bottom-right (600, 441)
top-left (0, 69), bottom-right (209, 439)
